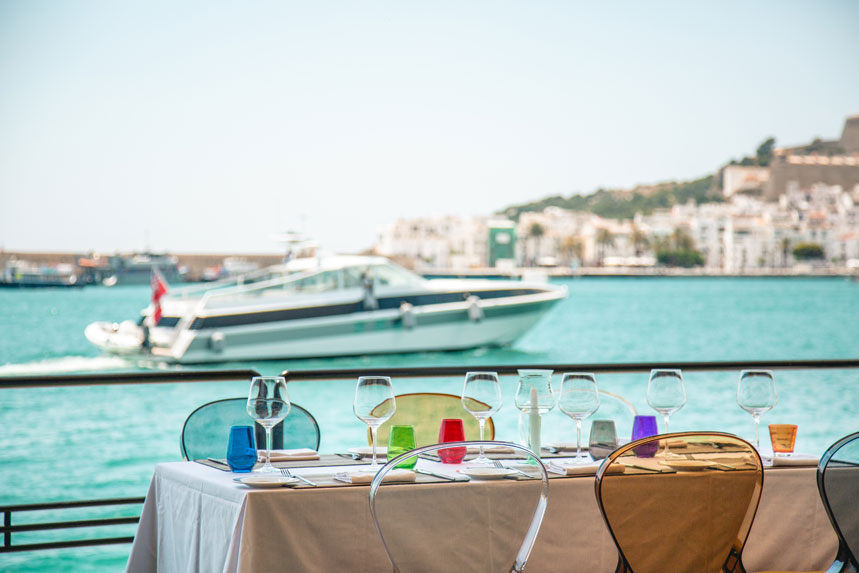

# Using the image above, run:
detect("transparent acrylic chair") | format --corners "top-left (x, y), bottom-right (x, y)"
top-left (369, 440), bottom-right (548, 573)
top-left (818, 431), bottom-right (859, 573)
top-left (595, 431), bottom-right (764, 573)
top-left (180, 397), bottom-right (320, 460)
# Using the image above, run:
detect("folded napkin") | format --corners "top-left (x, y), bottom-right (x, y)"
top-left (466, 445), bottom-right (516, 454)
top-left (548, 461), bottom-right (625, 476)
top-left (770, 453), bottom-right (819, 467)
top-left (333, 469), bottom-right (416, 484)
top-left (258, 448), bottom-right (320, 462)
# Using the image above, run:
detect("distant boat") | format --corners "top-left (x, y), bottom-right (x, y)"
top-left (79, 253), bottom-right (184, 286)
top-left (85, 255), bottom-right (567, 363)
top-left (0, 260), bottom-right (82, 288)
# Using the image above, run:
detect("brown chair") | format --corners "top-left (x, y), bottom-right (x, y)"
top-left (368, 392), bottom-right (495, 448)
top-left (595, 431), bottom-right (764, 573)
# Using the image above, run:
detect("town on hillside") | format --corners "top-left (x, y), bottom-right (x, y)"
top-left (375, 115), bottom-right (859, 275)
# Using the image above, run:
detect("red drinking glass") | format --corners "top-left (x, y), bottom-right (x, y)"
top-left (438, 418), bottom-right (467, 463)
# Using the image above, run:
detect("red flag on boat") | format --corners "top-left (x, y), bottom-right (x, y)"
top-left (151, 268), bottom-right (169, 324)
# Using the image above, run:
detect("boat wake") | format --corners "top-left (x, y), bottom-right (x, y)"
top-left (0, 356), bottom-right (132, 376)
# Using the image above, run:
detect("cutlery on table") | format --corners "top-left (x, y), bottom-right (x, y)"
top-left (416, 469), bottom-right (470, 482)
top-left (280, 468), bottom-right (317, 486)
top-left (493, 460), bottom-right (538, 479)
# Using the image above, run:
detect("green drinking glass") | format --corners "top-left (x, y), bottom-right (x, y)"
top-left (387, 425), bottom-right (417, 469)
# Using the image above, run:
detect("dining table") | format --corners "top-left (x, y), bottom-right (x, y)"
top-left (125, 452), bottom-right (837, 572)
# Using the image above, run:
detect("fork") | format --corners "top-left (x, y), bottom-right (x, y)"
top-left (281, 467), bottom-right (317, 486)
top-left (494, 460), bottom-right (536, 479)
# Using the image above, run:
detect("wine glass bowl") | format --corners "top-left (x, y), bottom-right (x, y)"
top-left (558, 373), bottom-right (600, 463)
top-left (354, 376), bottom-right (396, 472)
top-left (246, 377), bottom-right (291, 474)
top-left (737, 370), bottom-right (777, 449)
top-left (646, 369), bottom-right (685, 457)
top-left (461, 371), bottom-right (502, 465)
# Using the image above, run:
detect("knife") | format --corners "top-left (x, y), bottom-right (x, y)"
top-left (416, 469), bottom-right (470, 482)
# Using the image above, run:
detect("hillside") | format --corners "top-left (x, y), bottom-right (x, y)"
top-left (500, 175), bottom-right (720, 221)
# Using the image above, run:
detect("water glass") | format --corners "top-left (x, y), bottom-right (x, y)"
top-left (387, 425), bottom-right (417, 469)
top-left (737, 370), bottom-right (777, 449)
top-left (246, 376), bottom-right (290, 474)
top-left (631, 415), bottom-right (659, 458)
top-left (354, 376), bottom-right (396, 472)
top-left (438, 419), bottom-right (466, 464)
top-left (226, 425), bottom-right (257, 472)
top-left (588, 420), bottom-right (617, 460)
top-left (769, 424), bottom-right (797, 455)
top-left (461, 371), bottom-right (502, 465)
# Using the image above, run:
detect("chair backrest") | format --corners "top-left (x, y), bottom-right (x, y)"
top-left (369, 441), bottom-right (548, 573)
top-left (817, 431), bottom-right (859, 573)
top-left (180, 397), bottom-right (320, 461)
top-left (595, 432), bottom-right (763, 573)
top-left (369, 393), bottom-right (495, 448)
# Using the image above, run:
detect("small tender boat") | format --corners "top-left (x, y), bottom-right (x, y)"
top-left (85, 256), bottom-right (567, 363)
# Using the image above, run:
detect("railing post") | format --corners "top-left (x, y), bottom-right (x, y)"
top-left (4, 509), bottom-right (10, 550)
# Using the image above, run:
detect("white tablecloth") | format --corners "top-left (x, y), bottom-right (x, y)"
top-left (126, 460), bottom-right (836, 572)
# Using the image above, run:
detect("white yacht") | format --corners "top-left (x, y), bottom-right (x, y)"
top-left (85, 256), bottom-right (567, 363)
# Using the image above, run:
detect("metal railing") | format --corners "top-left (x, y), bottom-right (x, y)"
top-left (0, 359), bottom-right (856, 553)
top-left (1, 498), bottom-right (144, 554)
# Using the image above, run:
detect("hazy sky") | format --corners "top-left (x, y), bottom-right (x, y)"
top-left (1, 1), bottom-right (857, 255)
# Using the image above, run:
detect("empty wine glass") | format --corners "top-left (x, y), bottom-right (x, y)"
top-left (737, 370), bottom-right (777, 450)
top-left (646, 369), bottom-right (686, 457)
top-left (354, 376), bottom-right (396, 472)
top-left (461, 371), bottom-right (503, 465)
top-left (558, 373), bottom-right (601, 463)
top-left (246, 376), bottom-right (291, 474)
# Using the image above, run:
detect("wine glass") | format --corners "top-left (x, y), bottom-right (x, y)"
top-left (558, 373), bottom-right (600, 463)
top-left (246, 376), bottom-right (291, 474)
top-left (461, 371), bottom-right (503, 465)
top-left (737, 370), bottom-right (777, 450)
top-left (354, 376), bottom-right (396, 472)
top-left (514, 369), bottom-right (555, 457)
top-left (646, 369), bottom-right (686, 457)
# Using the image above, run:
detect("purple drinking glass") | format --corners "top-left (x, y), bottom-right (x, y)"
top-left (631, 415), bottom-right (659, 458)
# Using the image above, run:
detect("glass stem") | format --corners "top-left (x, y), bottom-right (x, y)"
top-left (371, 425), bottom-right (378, 468)
top-left (265, 426), bottom-right (273, 467)
top-left (753, 414), bottom-right (761, 449)
top-left (575, 419), bottom-right (583, 461)
top-left (662, 414), bottom-right (670, 456)
top-left (478, 418), bottom-right (486, 458)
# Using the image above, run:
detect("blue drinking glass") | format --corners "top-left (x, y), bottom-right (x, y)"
top-left (227, 425), bottom-right (258, 472)
top-left (631, 415), bottom-right (659, 458)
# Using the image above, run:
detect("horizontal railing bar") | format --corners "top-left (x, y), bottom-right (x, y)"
top-left (0, 369), bottom-right (260, 389)
top-left (280, 359), bottom-right (859, 381)
top-left (0, 497), bottom-right (145, 513)
top-left (1, 516), bottom-right (139, 533)
top-left (0, 536), bottom-right (135, 553)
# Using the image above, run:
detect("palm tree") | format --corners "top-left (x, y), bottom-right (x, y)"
top-left (630, 224), bottom-right (649, 257)
top-left (596, 228), bottom-right (614, 265)
top-left (527, 223), bottom-right (545, 266)
top-left (559, 235), bottom-right (583, 265)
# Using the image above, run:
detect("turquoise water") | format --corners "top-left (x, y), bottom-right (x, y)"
top-left (0, 278), bottom-right (857, 571)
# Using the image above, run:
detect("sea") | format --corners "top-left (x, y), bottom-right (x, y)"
top-left (1, 277), bottom-right (857, 571)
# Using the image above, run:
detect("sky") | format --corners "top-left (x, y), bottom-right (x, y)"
top-left (1, 1), bottom-right (858, 255)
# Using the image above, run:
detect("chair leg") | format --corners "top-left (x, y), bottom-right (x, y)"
top-left (826, 542), bottom-right (859, 573)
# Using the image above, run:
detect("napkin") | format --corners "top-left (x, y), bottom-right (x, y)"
top-left (466, 445), bottom-right (516, 454)
top-left (548, 461), bottom-right (625, 476)
top-left (770, 453), bottom-right (819, 467)
top-left (258, 449), bottom-right (320, 462)
top-left (333, 469), bottom-right (416, 484)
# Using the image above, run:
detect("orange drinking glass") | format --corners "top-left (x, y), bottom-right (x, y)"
top-left (769, 424), bottom-right (797, 455)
